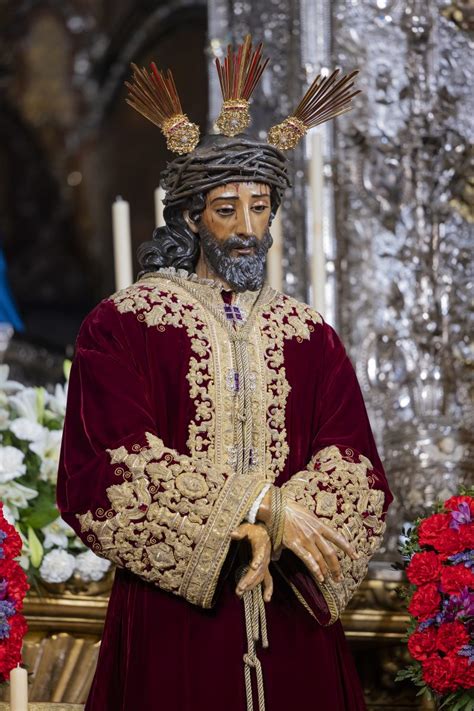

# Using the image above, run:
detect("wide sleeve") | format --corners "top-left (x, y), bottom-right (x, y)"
top-left (279, 321), bottom-right (393, 625)
top-left (56, 299), bottom-right (266, 609)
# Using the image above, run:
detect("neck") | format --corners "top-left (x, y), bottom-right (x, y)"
top-left (194, 250), bottom-right (232, 291)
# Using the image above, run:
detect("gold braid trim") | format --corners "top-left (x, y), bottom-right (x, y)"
top-left (77, 432), bottom-right (264, 608)
top-left (281, 445), bottom-right (386, 624)
top-left (180, 474), bottom-right (267, 607)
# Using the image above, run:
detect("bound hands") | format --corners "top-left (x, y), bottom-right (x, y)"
top-left (275, 497), bottom-right (359, 584)
top-left (230, 523), bottom-right (273, 602)
top-left (230, 487), bottom-right (359, 601)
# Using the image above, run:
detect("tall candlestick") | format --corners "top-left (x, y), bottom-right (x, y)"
top-left (267, 207), bottom-right (283, 291)
top-left (112, 196), bottom-right (133, 291)
top-left (154, 187), bottom-right (166, 228)
top-left (10, 665), bottom-right (28, 711)
top-left (309, 131), bottom-right (325, 315)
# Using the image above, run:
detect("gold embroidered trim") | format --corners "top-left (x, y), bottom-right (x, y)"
top-left (76, 432), bottom-right (264, 606)
top-left (181, 474), bottom-right (266, 606)
top-left (282, 445), bottom-right (386, 624)
top-left (259, 296), bottom-right (321, 480)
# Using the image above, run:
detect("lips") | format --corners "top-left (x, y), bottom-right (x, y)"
top-left (233, 247), bottom-right (255, 256)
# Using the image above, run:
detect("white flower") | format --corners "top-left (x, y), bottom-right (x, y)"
top-left (46, 383), bottom-right (68, 419)
top-left (0, 365), bottom-right (24, 395)
top-left (42, 517), bottom-right (74, 550)
top-left (0, 481), bottom-right (38, 518)
top-left (0, 446), bottom-right (26, 482)
top-left (10, 417), bottom-right (45, 443)
top-left (30, 429), bottom-right (62, 483)
top-left (74, 550), bottom-right (111, 582)
top-left (1, 502), bottom-right (18, 525)
top-left (39, 549), bottom-right (75, 583)
top-left (0, 408), bottom-right (10, 430)
top-left (9, 387), bottom-right (41, 422)
top-left (15, 529), bottom-right (30, 571)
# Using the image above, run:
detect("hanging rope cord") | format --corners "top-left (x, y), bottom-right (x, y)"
top-left (238, 565), bottom-right (269, 711)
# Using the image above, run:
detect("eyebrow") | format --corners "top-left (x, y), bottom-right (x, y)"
top-left (210, 193), bottom-right (271, 204)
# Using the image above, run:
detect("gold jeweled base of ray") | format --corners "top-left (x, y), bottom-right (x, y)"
top-left (162, 114), bottom-right (200, 154)
top-left (215, 100), bottom-right (251, 137)
top-left (267, 116), bottom-right (307, 150)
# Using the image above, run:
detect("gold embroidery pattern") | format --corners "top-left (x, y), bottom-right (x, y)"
top-left (110, 280), bottom-right (216, 461)
top-left (77, 432), bottom-right (265, 606)
top-left (150, 271), bottom-right (274, 480)
top-left (258, 296), bottom-right (322, 480)
top-left (282, 445), bottom-right (386, 624)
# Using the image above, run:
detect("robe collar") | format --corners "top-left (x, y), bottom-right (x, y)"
top-left (140, 267), bottom-right (277, 319)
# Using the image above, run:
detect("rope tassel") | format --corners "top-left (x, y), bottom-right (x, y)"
top-left (238, 567), bottom-right (269, 711)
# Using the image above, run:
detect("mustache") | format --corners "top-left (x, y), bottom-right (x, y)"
top-left (222, 235), bottom-right (259, 253)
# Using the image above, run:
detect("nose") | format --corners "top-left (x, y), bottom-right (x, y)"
top-left (235, 204), bottom-right (254, 238)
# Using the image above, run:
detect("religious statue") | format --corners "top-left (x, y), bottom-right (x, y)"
top-left (57, 36), bottom-right (393, 711)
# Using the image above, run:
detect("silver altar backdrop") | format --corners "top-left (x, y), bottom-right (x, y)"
top-left (208, 0), bottom-right (473, 559)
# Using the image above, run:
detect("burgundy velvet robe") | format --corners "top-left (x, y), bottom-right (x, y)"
top-left (57, 269), bottom-right (393, 711)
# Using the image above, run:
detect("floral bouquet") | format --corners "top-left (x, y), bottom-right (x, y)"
top-left (0, 364), bottom-right (110, 586)
top-left (397, 488), bottom-right (474, 709)
top-left (0, 501), bottom-right (28, 681)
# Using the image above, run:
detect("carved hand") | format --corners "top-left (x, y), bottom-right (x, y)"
top-left (230, 522), bottom-right (273, 602)
top-left (257, 490), bottom-right (359, 584)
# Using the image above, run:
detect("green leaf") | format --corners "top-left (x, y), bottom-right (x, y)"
top-left (63, 359), bottom-right (72, 381)
top-left (22, 503), bottom-right (58, 530)
top-left (35, 387), bottom-right (46, 424)
top-left (28, 526), bottom-right (43, 568)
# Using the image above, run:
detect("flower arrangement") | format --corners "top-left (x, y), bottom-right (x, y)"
top-left (0, 502), bottom-right (28, 681)
top-left (0, 364), bottom-right (111, 586)
top-left (397, 488), bottom-right (474, 709)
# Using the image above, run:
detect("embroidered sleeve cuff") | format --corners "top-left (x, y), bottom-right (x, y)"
top-left (281, 445), bottom-right (387, 625)
top-left (76, 431), bottom-right (267, 609)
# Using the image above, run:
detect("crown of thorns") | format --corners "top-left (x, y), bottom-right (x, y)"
top-left (125, 35), bottom-right (360, 156)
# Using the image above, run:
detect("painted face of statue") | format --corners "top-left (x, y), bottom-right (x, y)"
top-left (186, 181), bottom-right (274, 292)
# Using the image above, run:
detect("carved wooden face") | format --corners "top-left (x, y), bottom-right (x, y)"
top-left (187, 181), bottom-right (272, 253)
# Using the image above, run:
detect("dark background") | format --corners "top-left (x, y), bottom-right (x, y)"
top-left (0, 1), bottom-right (208, 373)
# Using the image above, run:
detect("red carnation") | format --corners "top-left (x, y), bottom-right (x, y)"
top-left (451, 655), bottom-right (474, 689)
top-left (0, 520), bottom-right (22, 560)
top-left (0, 561), bottom-right (29, 609)
top-left (0, 614), bottom-right (27, 681)
top-left (418, 513), bottom-right (451, 548)
top-left (434, 529), bottom-right (463, 555)
top-left (406, 551), bottom-right (442, 585)
top-left (422, 655), bottom-right (458, 695)
top-left (459, 524), bottom-right (474, 550)
top-left (408, 583), bottom-right (441, 620)
top-left (7, 613), bottom-right (28, 648)
top-left (440, 565), bottom-right (474, 595)
top-left (407, 626), bottom-right (437, 661)
top-left (444, 495), bottom-right (474, 517)
top-left (436, 621), bottom-right (469, 654)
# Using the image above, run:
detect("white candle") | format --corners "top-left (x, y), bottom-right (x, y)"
top-left (267, 207), bottom-right (283, 291)
top-left (112, 196), bottom-right (133, 291)
top-left (10, 664), bottom-right (28, 711)
top-left (154, 187), bottom-right (166, 228)
top-left (309, 131), bottom-right (325, 315)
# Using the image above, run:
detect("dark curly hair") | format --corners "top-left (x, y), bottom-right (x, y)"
top-left (137, 193), bottom-right (205, 276)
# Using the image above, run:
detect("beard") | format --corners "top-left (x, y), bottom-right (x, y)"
top-left (198, 224), bottom-right (273, 293)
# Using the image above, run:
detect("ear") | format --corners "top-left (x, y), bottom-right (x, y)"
top-left (183, 209), bottom-right (200, 234)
